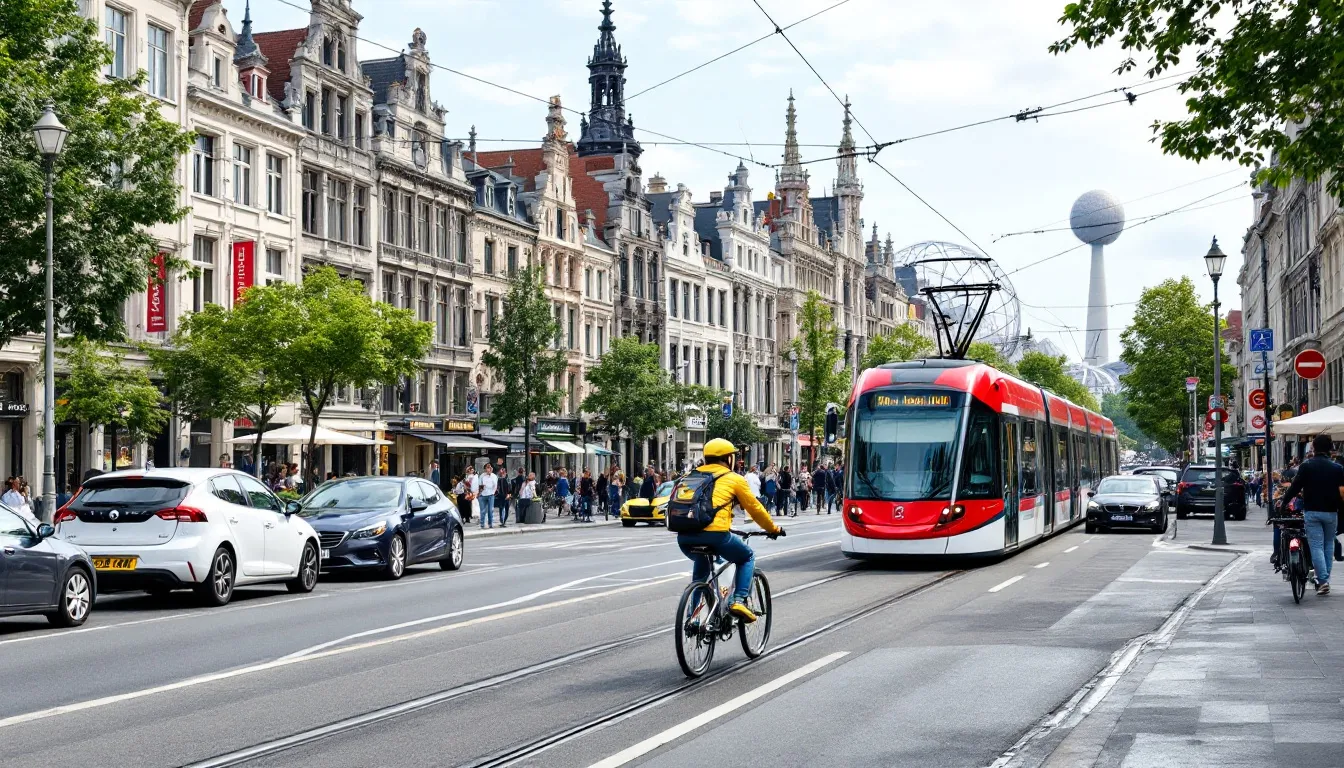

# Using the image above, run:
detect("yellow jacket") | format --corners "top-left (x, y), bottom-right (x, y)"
top-left (695, 463), bottom-right (781, 534)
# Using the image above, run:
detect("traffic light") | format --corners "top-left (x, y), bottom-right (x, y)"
top-left (824, 404), bottom-right (839, 444)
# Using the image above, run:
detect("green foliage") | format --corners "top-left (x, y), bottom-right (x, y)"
top-left (860, 323), bottom-right (934, 371)
top-left (56, 337), bottom-right (169, 462)
top-left (1051, 0), bottom-right (1344, 199)
top-left (1017, 351), bottom-right (1101, 412)
top-left (582, 336), bottom-right (680, 448)
top-left (1119, 277), bottom-right (1236, 453)
top-left (705, 406), bottom-right (766, 448)
top-left (1102, 391), bottom-right (1145, 452)
top-left (481, 266), bottom-right (567, 466)
top-left (0, 0), bottom-right (192, 347)
top-left (967, 341), bottom-right (1019, 377)
top-left (674, 383), bottom-right (727, 414)
top-left (792, 291), bottom-right (851, 462)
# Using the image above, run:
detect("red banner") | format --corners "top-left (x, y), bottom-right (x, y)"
top-left (232, 241), bottom-right (255, 305)
top-left (146, 252), bottom-right (167, 332)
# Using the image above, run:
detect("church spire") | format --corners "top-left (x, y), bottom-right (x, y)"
top-left (782, 90), bottom-right (802, 171)
top-left (577, 0), bottom-right (641, 158)
top-left (840, 95), bottom-right (855, 152)
top-left (233, 0), bottom-right (264, 64)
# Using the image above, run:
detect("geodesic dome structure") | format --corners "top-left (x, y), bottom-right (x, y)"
top-left (892, 241), bottom-right (1022, 358)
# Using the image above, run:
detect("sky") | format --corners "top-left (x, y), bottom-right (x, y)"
top-left (235, 0), bottom-right (1253, 362)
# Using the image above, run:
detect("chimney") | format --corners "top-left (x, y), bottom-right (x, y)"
top-left (647, 172), bottom-right (668, 193)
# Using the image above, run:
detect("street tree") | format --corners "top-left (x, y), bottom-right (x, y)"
top-left (793, 291), bottom-right (851, 466)
top-left (1102, 391), bottom-right (1146, 452)
top-left (481, 266), bottom-right (567, 473)
top-left (1017, 351), bottom-right (1101, 411)
top-left (705, 406), bottom-right (766, 449)
top-left (582, 336), bottom-right (680, 470)
top-left (1052, 0), bottom-right (1344, 199)
top-left (1120, 277), bottom-right (1236, 453)
top-left (0, 0), bottom-right (192, 347)
top-left (967, 341), bottom-right (1019, 376)
top-left (859, 323), bottom-right (934, 371)
top-left (149, 288), bottom-right (300, 474)
top-left (280, 267), bottom-right (432, 484)
top-left (55, 337), bottom-right (169, 470)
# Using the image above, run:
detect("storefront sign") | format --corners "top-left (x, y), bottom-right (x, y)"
top-left (685, 415), bottom-right (707, 429)
top-left (146, 252), bottom-right (168, 332)
top-left (443, 418), bottom-right (477, 433)
top-left (0, 401), bottom-right (29, 418)
top-left (535, 419), bottom-right (577, 436)
top-left (234, 417), bottom-right (255, 428)
top-left (232, 241), bottom-right (255, 305)
top-left (406, 419), bottom-right (436, 431)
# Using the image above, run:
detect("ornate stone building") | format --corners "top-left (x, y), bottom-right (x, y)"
top-left (863, 227), bottom-right (911, 341)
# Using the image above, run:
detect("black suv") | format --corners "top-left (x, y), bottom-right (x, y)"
top-left (1175, 465), bottom-right (1246, 520)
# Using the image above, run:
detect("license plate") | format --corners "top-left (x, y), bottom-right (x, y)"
top-left (91, 556), bottom-right (138, 571)
top-left (1110, 514), bottom-right (1133, 522)
top-left (321, 549), bottom-right (331, 560)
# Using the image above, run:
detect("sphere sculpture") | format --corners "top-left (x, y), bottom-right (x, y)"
top-left (892, 241), bottom-right (1021, 358)
top-left (1069, 190), bottom-right (1125, 365)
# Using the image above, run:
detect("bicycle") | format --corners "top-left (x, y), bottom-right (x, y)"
top-left (1268, 514), bottom-right (1311, 603)
top-left (674, 529), bottom-right (779, 678)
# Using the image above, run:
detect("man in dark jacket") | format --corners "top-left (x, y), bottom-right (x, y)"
top-left (778, 467), bottom-right (794, 517)
top-left (1282, 434), bottom-right (1344, 595)
top-left (506, 468), bottom-right (524, 526)
top-left (640, 467), bottom-right (657, 501)
top-left (829, 464), bottom-right (844, 512)
top-left (812, 465), bottom-right (831, 514)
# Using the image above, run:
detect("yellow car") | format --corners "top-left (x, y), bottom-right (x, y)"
top-left (621, 481), bottom-right (675, 527)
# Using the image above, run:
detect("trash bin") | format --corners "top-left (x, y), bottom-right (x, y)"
top-left (522, 500), bottom-right (546, 524)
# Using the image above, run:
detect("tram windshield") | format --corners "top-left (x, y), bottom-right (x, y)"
top-left (848, 390), bottom-right (965, 501)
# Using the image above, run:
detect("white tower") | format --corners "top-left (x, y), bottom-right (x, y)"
top-left (1069, 190), bottom-right (1125, 365)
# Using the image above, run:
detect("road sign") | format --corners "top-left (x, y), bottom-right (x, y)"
top-left (1208, 395), bottom-right (1224, 410)
top-left (1253, 359), bottom-right (1275, 377)
top-left (1248, 389), bottom-right (1267, 410)
top-left (1249, 328), bottom-right (1274, 352)
top-left (1294, 349), bottom-right (1327, 380)
top-left (789, 411), bottom-right (799, 431)
top-left (721, 396), bottom-right (733, 418)
top-left (1210, 407), bottom-right (1228, 423)
top-left (1204, 416), bottom-right (1214, 432)
top-left (1251, 414), bottom-right (1267, 430)
top-left (1185, 376), bottom-right (1199, 393)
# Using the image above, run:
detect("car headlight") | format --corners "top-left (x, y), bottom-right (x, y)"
top-left (351, 521), bottom-right (388, 539)
top-left (1087, 501), bottom-right (1100, 511)
top-left (1142, 501), bottom-right (1161, 510)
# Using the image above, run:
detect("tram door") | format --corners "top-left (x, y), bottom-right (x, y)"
top-left (1002, 417), bottom-right (1020, 548)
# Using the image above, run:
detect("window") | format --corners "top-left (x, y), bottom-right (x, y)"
top-left (354, 111), bottom-right (366, 148)
top-left (585, 268), bottom-right (593, 297)
top-left (436, 287), bottom-right (448, 344)
top-left (484, 183), bottom-right (494, 208)
top-left (265, 155), bottom-right (284, 214)
top-left (401, 194), bottom-right (414, 249)
top-left (353, 186), bottom-right (368, 246)
top-left (557, 210), bottom-right (566, 240)
top-left (694, 286), bottom-right (701, 322)
top-left (192, 135), bottom-right (215, 196)
top-left (719, 291), bottom-right (727, 327)
top-left (585, 323), bottom-right (592, 357)
top-left (669, 279), bottom-right (678, 317)
top-left (326, 179), bottom-right (348, 241)
top-left (454, 288), bottom-right (468, 346)
top-left (568, 308), bottom-right (576, 349)
top-left (597, 324), bottom-right (605, 354)
top-left (320, 88), bottom-right (331, 135)
top-left (301, 170), bottom-right (320, 234)
top-left (419, 281), bottom-right (430, 322)
top-left (191, 235), bottom-right (216, 312)
top-left (104, 7), bottom-right (128, 79)
top-left (455, 213), bottom-right (467, 263)
top-left (212, 57), bottom-right (222, 88)
top-left (486, 296), bottom-right (498, 336)
top-left (1020, 421), bottom-right (1041, 497)
top-left (633, 254), bottom-right (645, 299)
top-left (335, 94), bottom-right (347, 140)
top-left (401, 277), bottom-right (413, 311)
top-left (382, 189), bottom-right (396, 243)
top-left (417, 202), bottom-right (431, 254)
top-left (382, 274), bottom-right (395, 305)
top-left (507, 246), bottom-right (518, 275)
top-left (303, 91), bottom-right (315, 130)
top-left (483, 241), bottom-right (494, 273)
top-left (435, 373), bottom-right (447, 414)
top-left (337, 40), bottom-right (346, 72)
top-left (265, 248), bottom-right (283, 282)
top-left (232, 144), bottom-right (253, 206)
top-left (322, 36), bottom-right (334, 66)
top-left (682, 283), bottom-right (690, 319)
top-left (147, 24), bottom-right (169, 97)
top-left (211, 475), bottom-right (247, 506)
top-left (765, 298), bottom-right (774, 338)
top-left (597, 270), bottom-right (605, 300)
top-left (415, 73), bottom-right (427, 112)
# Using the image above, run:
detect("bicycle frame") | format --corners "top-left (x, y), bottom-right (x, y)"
top-left (686, 555), bottom-right (738, 638)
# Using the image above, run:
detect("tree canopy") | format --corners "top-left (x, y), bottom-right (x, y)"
top-left (582, 336), bottom-right (680, 466)
top-left (1102, 391), bottom-right (1146, 452)
top-left (0, 0), bottom-right (192, 347)
top-left (859, 323), bottom-right (934, 371)
top-left (1052, 0), bottom-right (1344, 198)
top-left (967, 341), bottom-right (1019, 377)
top-left (1018, 351), bottom-right (1101, 412)
top-left (55, 337), bottom-right (169, 468)
top-left (705, 405), bottom-right (766, 449)
top-left (793, 291), bottom-right (851, 465)
top-left (1119, 277), bottom-right (1235, 453)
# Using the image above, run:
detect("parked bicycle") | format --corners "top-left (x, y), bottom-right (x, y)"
top-left (674, 529), bottom-right (775, 678)
top-left (1268, 514), bottom-right (1311, 603)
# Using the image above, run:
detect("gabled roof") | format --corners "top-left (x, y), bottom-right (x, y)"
top-left (188, 1), bottom-right (214, 34)
top-left (693, 204), bottom-right (723, 261)
top-left (473, 145), bottom-right (616, 233)
top-left (361, 56), bottom-right (404, 105)
top-left (811, 195), bottom-right (838, 242)
top-left (252, 29), bottom-right (308, 103)
top-left (474, 148), bottom-right (546, 192)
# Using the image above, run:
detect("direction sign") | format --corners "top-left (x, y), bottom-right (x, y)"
top-left (1251, 414), bottom-right (1267, 430)
top-left (1248, 389), bottom-right (1267, 410)
top-left (1294, 349), bottom-right (1327, 380)
top-left (1185, 376), bottom-right (1199, 393)
top-left (1249, 328), bottom-right (1274, 352)
top-left (1253, 359), bottom-right (1275, 377)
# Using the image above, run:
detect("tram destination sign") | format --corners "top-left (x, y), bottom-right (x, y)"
top-left (874, 393), bottom-right (955, 408)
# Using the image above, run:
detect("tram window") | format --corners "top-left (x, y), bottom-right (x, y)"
top-left (849, 389), bottom-right (964, 501)
top-left (1020, 421), bottom-right (1041, 497)
top-left (957, 400), bottom-right (999, 499)
top-left (1002, 419), bottom-right (1019, 502)
top-left (1090, 436), bottom-right (1101, 480)
top-left (1074, 432), bottom-right (1091, 486)
top-left (1054, 427), bottom-right (1069, 489)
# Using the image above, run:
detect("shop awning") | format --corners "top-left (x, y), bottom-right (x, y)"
top-left (225, 425), bottom-right (390, 446)
top-left (394, 431), bottom-right (507, 452)
top-left (584, 444), bottom-right (616, 456)
top-left (543, 439), bottom-right (586, 455)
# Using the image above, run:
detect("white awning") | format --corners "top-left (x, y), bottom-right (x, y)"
top-left (543, 439), bottom-right (586, 455)
top-left (225, 424), bottom-right (391, 446)
top-left (1271, 405), bottom-right (1344, 437)
top-left (396, 432), bottom-right (507, 451)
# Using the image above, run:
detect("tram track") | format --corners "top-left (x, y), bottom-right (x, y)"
top-left (183, 567), bottom-right (962, 768)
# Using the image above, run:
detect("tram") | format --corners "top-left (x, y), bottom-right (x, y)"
top-left (840, 359), bottom-right (1118, 559)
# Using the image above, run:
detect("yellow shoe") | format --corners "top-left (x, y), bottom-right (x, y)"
top-left (729, 601), bottom-right (758, 623)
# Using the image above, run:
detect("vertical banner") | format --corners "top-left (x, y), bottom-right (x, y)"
top-left (146, 252), bottom-right (167, 332)
top-left (232, 240), bottom-right (255, 305)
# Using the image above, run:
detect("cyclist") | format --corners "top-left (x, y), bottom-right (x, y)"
top-left (678, 438), bottom-right (784, 623)
top-left (1281, 434), bottom-right (1344, 595)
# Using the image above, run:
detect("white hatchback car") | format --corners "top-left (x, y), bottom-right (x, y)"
top-left (55, 468), bottom-right (320, 606)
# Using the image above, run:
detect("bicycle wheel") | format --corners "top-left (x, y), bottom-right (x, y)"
top-left (739, 571), bottom-right (772, 659)
top-left (1291, 551), bottom-right (1308, 603)
top-left (675, 582), bottom-right (717, 678)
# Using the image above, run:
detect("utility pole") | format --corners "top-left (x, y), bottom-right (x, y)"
top-left (1260, 236), bottom-right (1274, 496)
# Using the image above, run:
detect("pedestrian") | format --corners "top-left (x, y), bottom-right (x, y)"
top-left (518, 472), bottom-right (537, 523)
top-left (452, 476), bottom-right (472, 523)
top-left (595, 469), bottom-right (609, 516)
top-left (1281, 434), bottom-right (1344, 595)
top-left (778, 466), bottom-right (794, 517)
top-left (762, 465), bottom-right (778, 513)
top-left (555, 469), bottom-right (571, 518)
top-left (464, 466), bottom-right (479, 524)
top-left (640, 466), bottom-right (657, 501)
top-left (429, 460), bottom-right (440, 488)
top-left (795, 473), bottom-right (810, 514)
top-left (610, 470), bottom-right (625, 516)
top-left (478, 463), bottom-right (499, 529)
top-left (579, 469), bottom-right (595, 522)
top-left (2, 477), bottom-right (33, 522)
top-left (495, 468), bottom-right (510, 527)
top-left (829, 463), bottom-right (844, 512)
top-left (239, 452), bottom-right (254, 476)
top-left (812, 464), bottom-right (830, 514)
top-left (218, 453), bottom-right (232, 469)
top-left (506, 467), bottom-right (524, 526)
top-left (746, 465), bottom-right (762, 505)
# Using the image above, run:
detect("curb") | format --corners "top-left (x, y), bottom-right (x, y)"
top-left (464, 517), bottom-right (625, 539)
top-left (1186, 544), bottom-right (1254, 555)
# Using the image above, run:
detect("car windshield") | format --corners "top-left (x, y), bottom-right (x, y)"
top-left (655, 481), bottom-right (674, 498)
top-left (1183, 468), bottom-right (1238, 483)
top-left (1097, 477), bottom-right (1157, 495)
top-left (1135, 468), bottom-right (1178, 483)
top-left (302, 479), bottom-right (403, 511)
top-left (848, 389), bottom-right (964, 501)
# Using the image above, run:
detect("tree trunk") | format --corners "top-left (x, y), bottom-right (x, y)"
top-left (523, 414), bottom-right (532, 482)
top-left (305, 403), bottom-right (321, 493)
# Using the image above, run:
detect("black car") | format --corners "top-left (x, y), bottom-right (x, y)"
top-left (1131, 465), bottom-right (1179, 492)
top-left (1175, 465), bottom-right (1246, 520)
top-left (0, 503), bottom-right (96, 627)
top-left (296, 477), bottom-right (463, 579)
top-left (1086, 475), bottom-right (1170, 534)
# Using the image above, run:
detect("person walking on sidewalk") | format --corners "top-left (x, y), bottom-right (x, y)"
top-left (745, 465), bottom-right (762, 507)
top-left (517, 472), bottom-right (537, 523)
top-left (595, 470), bottom-right (608, 516)
top-left (795, 472), bottom-right (809, 516)
top-left (452, 476), bottom-right (472, 525)
top-left (578, 469), bottom-right (595, 522)
top-left (777, 466), bottom-right (793, 517)
top-left (812, 464), bottom-right (831, 514)
top-left (555, 469), bottom-right (571, 518)
top-left (1281, 434), bottom-right (1344, 596)
top-left (477, 464), bottom-right (499, 529)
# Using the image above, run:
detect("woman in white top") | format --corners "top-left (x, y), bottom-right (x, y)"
top-left (1, 477), bottom-right (34, 523)
top-left (516, 472), bottom-right (537, 524)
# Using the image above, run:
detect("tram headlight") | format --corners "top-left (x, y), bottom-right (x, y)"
top-left (937, 504), bottom-right (966, 526)
top-left (847, 504), bottom-right (863, 524)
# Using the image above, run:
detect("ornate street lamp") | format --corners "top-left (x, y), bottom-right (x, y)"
top-left (1205, 237), bottom-right (1228, 546)
top-left (32, 104), bottom-right (68, 521)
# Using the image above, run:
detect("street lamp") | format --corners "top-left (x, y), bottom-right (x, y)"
top-left (1205, 236), bottom-right (1228, 546)
top-left (787, 349), bottom-right (799, 474)
top-left (32, 104), bottom-right (68, 522)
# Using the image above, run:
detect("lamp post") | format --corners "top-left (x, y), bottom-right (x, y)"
top-left (1205, 237), bottom-right (1228, 546)
top-left (787, 349), bottom-right (798, 475)
top-left (32, 104), bottom-right (68, 522)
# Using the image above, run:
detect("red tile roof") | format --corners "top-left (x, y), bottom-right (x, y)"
top-left (252, 29), bottom-right (308, 103)
top-left (471, 146), bottom-right (617, 233)
top-left (187, 1), bottom-right (216, 34)
top-left (474, 148), bottom-right (545, 191)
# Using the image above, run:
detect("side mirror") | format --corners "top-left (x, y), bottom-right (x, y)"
top-left (36, 523), bottom-right (55, 539)
top-left (284, 500), bottom-right (302, 516)
top-left (408, 497), bottom-right (429, 512)
top-left (1086, 490), bottom-right (1096, 497)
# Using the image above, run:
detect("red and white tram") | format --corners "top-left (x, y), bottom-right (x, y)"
top-left (840, 359), bottom-right (1118, 559)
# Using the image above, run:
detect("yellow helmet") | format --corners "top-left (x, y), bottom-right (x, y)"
top-left (703, 438), bottom-right (738, 459)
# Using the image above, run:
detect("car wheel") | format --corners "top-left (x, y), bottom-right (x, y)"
top-left (622, 519), bottom-right (636, 528)
top-left (47, 566), bottom-right (93, 627)
top-left (287, 542), bottom-right (319, 593)
top-left (384, 533), bottom-right (407, 580)
top-left (195, 547), bottom-right (235, 607)
top-left (1176, 507), bottom-right (1188, 520)
top-left (1085, 521), bottom-right (1097, 534)
top-left (439, 527), bottom-right (464, 571)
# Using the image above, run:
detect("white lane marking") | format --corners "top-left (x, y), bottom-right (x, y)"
top-left (1034, 562), bottom-right (1050, 569)
top-left (585, 652), bottom-right (850, 768)
top-left (1116, 577), bottom-right (1206, 584)
top-left (988, 575), bottom-right (1025, 593)
top-left (1064, 546), bottom-right (1079, 553)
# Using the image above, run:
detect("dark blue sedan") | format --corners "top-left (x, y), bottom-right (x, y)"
top-left (0, 503), bottom-right (96, 626)
top-left (294, 477), bottom-right (463, 580)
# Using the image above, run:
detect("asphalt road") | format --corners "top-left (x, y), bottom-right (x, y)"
top-left (0, 510), bottom-right (1261, 768)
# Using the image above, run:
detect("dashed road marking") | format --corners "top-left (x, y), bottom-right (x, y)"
top-left (988, 575), bottom-right (1024, 593)
top-left (1034, 562), bottom-right (1050, 569)
top-left (1064, 546), bottom-right (1079, 553)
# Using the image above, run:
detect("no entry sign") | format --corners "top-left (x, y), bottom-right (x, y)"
top-left (1294, 349), bottom-right (1327, 380)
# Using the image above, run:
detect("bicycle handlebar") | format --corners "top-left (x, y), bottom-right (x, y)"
top-left (730, 529), bottom-right (784, 538)
top-left (1267, 516), bottom-right (1305, 525)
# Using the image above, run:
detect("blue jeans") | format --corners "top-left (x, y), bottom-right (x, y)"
top-left (678, 531), bottom-right (754, 602)
top-left (1304, 510), bottom-right (1337, 585)
top-left (479, 494), bottom-right (495, 528)
top-left (497, 493), bottom-right (509, 525)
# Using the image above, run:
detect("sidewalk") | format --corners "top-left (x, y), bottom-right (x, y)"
top-left (1045, 545), bottom-right (1344, 767)
top-left (463, 507), bottom-right (625, 539)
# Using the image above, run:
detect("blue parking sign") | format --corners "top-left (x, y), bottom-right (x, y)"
top-left (1249, 328), bottom-right (1274, 352)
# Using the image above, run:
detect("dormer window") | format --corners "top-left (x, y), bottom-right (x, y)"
top-left (484, 183), bottom-right (494, 208)
top-left (415, 73), bottom-right (427, 112)
top-left (212, 56), bottom-right (222, 88)
top-left (507, 188), bottom-right (516, 215)
top-left (337, 40), bottom-right (347, 72)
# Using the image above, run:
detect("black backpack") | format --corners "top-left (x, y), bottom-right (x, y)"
top-left (666, 470), bottom-right (731, 533)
